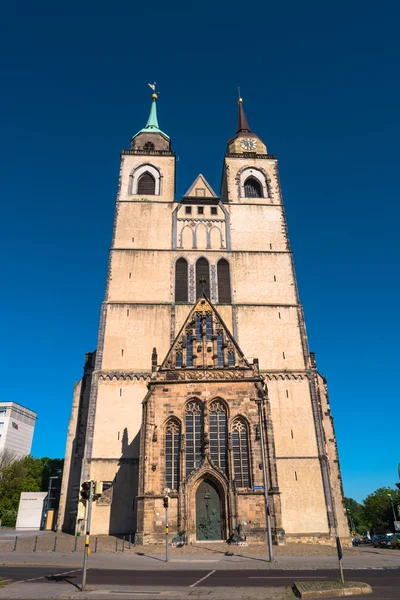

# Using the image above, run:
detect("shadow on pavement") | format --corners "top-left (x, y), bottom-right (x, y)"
top-left (135, 552), bottom-right (166, 563)
top-left (45, 575), bottom-right (80, 590)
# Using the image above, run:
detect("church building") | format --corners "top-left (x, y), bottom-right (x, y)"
top-left (58, 91), bottom-right (348, 544)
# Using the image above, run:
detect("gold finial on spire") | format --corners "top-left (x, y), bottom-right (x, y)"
top-left (148, 82), bottom-right (158, 100)
top-left (237, 86), bottom-right (243, 103)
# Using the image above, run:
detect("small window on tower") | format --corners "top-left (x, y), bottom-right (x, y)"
top-left (211, 207), bottom-right (217, 215)
top-left (197, 207), bottom-right (204, 215)
top-left (143, 142), bottom-right (155, 152)
top-left (185, 206), bottom-right (192, 215)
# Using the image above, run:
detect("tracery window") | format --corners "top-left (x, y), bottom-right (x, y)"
top-left (175, 258), bottom-right (188, 302)
top-left (244, 176), bottom-right (262, 198)
top-left (143, 141), bottom-right (155, 152)
top-left (137, 172), bottom-right (156, 195)
top-left (209, 401), bottom-right (227, 473)
top-left (232, 419), bottom-right (250, 487)
top-left (185, 401), bottom-right (203, 476)
top-left (217, 332), bottom-right (224, 367)
top-left (165, 420), bottom-right (181, 490)
top-left (186, 333), bottom-right (193, 366)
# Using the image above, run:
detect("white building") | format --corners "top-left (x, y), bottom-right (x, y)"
top-left (0, 402), bottom-right (37, 458)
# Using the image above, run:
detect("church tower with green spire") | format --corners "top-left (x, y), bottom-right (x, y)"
top-left (59, 92), bottom-right (348, 546)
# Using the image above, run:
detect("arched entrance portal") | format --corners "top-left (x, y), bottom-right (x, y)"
top-left (195, 479), bottom-right (223, 541)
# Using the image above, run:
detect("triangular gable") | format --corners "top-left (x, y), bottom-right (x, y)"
top-left (183, 174), bottom-right (218, 199)
top-left (160, 296), bottom-right (251, 372)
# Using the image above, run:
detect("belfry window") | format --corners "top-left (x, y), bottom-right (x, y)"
top-left (209, 401), bottom-right (227, 473)
top-left (185, 401), bottom-right (203, 476)
top-left (165, 420), bottom-right (181, 490)
top-left (137, 172), bottom-right (156, 195)
top-left (244, 177), bottom-right (262, 198)
top-left (175, 258), bottom-right (188, 302)
top-left (217, 259), bottom-right (231, 303)
top-left (232, 419), bottom-right (250, 487)
top-left (196, 257), bottom-right (210, 298)
top-left (143, 141), bottom-right (155, 152)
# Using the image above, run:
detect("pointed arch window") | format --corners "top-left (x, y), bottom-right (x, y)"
top-left (217, 332), bottom-right (224, 367)
top-left (143, 141), bottom-right (155, 152)
top-left (165, 420), bottom-right (181, 490)
top-left (244, 177), bottom-right (262, 198)
top-left (175, 258), bottom-right (188, 302)
top-left (196, 257), bottom-right (210, 298)
top-left (137, 172), bottom-right (156, 195)
top-left (209, 401), bottom-right (227, 473)
top-left (232, 419), bottom-right (250, 487)
top-left (185, 401), bottom-right (203, 476)
top-left (217, 259), bottom-right (231, 303)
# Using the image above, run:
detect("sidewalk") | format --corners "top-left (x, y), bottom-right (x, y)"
top-left (0, 583), bottom-right (294, 600)
top-left (1, 547), bottom-right (399, 570)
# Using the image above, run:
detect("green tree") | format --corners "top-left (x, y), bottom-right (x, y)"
top-left (363, 487), bottom-right (400, 534)
top-left (344, 497), bottom-right (371, 533)
top-left (0, 453), bottom-right (63, 528)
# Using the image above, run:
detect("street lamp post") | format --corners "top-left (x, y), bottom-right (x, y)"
top-left (346, 509), bottom-right (355, 534)
top-left (387, 494), bottom-right (397, 527)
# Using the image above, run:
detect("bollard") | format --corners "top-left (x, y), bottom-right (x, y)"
top-left (53, 536), bottom-right (57, 552)
top-left (95, 536), bottom-right (98, 553)
top-left (128, 533), bottom-right (131, 550)
top-left (122, 535), bottom-right (125, 552)
top-left (13, 536), bottom-right (18, 552)
top-left (74, 536), bottom-right (78, 552)
top-left (115, 537), bottom-right (118, 553)
top-left (33, 536), bottom-right (38, 552)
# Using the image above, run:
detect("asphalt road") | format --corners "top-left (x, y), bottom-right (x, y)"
top-left (1, 566), bottom-right (399, 598)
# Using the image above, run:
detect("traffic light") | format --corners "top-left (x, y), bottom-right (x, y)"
top-left (80, 481), bottom-right (92, 501)
top-left (163, 496), bottom-right (169, 509)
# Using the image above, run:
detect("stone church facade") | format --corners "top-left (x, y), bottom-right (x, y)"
top-left (58, 92), bottom-right (349, 544)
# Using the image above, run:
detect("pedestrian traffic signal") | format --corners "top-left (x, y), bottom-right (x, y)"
top-left (163, 496), bottom-right (169, 509)
top-left (80, 481), bottom-right (92, 501)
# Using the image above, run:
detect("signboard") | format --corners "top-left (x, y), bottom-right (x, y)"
top-left (336, 536), bottom-right (343, 560)
top-left (253, 485), bottom-right (264, 491)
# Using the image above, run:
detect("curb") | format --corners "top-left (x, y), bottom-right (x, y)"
top-left (293, 581), bottom-right (373, 598)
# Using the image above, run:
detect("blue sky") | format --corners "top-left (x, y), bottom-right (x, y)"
top-left (1, 1), bottom-right (399, 503)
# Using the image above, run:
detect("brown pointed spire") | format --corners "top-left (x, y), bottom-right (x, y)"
top-left (237, 97), bottom-right (251, 134)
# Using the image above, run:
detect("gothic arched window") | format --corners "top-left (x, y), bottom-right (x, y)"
top-left (209, 401), bottom-right (227, 473)
top-left (244, 176), bottom-right (262, 198)
top-left (165, 420), bottom-right (181, 490)
top-left (232, 419), bottom-right (250, 487)
top-left (137, 172), bottom-right (156, 195)
top-left (185, 401), bottom-right (203, 476)
top-left (175, 258), bottom-right (188, 302)
top-left (217, 259), bottom-right (231, 303)
top-left (196, 257), bottom-right (210, 298)
top-left (143, 141), bottom-right (155, 152)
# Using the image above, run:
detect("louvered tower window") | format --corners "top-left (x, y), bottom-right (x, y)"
top-left (165, 420), bottom-right (181, 490)
top-left (232, 420), bottom-right (250, 487)
top-left (209, 401), bottom-right (227, 473)
top-left (196, 257), bottom-right (210, 298)
top-left (185, 401), bottom-right (203, 476)
top-left (137, 172), bottom-right (156, 195)
top-left (217, 259), bottom-right (231, 303)
top-left (244, 177), bottom-right (262, 198)
top-left (175, 258), bottom-right (188, 302)
top-left (143, 141), bottom-right (155, 151)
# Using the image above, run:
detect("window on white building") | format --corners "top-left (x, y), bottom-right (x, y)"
top-left (0, 423), bottom-right (4, 428)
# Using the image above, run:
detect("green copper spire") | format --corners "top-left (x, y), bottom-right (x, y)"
top-left (132, 86), bottom-right (170, 141)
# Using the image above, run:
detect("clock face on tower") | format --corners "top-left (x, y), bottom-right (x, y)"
top-left (240, 138), bottom-right (257, 151)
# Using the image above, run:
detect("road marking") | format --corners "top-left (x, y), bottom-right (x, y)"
top-left (189, 569), bottom-right (216, 587)
top-left (249, 576), bottom-right (328, 579)
top-left (20, 569), bottom-right (81, 583)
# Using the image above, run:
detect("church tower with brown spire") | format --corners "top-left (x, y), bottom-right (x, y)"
top-left (58, 92), bottom-right (348, 544)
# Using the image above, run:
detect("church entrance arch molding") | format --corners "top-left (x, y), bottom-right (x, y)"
top-left (186, 468), bottom-right (228, 542)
